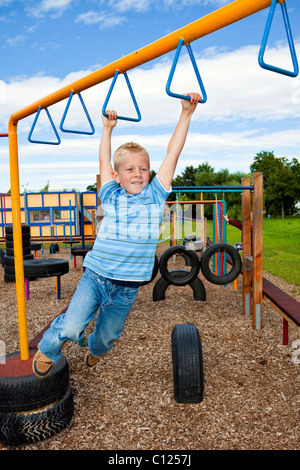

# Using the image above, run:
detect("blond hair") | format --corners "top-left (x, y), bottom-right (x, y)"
top-left (113, 142), bottom-right (150, 172)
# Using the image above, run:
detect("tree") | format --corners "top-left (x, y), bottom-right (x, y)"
top-left (86, 183), bottom-right (97, 191)
top-left (250, 151), bottom-right (300, 217)
top-left (40, 180), bottom-right (50, 192)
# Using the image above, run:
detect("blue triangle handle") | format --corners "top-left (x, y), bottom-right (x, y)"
top-left (166, 39), bottom-right (207, 103)
top-left (28, 107), bottom-right (61, 145)
top-left (258, 0), bottom-right (298, 77)
top-left (60, 91), bottom-right (95, 135)
top-left (102, 71), bottom-right (142, 122)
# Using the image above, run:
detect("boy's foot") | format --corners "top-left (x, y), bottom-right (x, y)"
top-left (84, 351), bottom-right (101, 368)
top-left (32, 349), bottom-right (54, 378)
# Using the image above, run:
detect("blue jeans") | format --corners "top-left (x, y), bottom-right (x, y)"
top-left (39, 268), bottom-right (139, 362)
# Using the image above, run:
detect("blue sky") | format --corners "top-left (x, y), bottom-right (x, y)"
top-left (0, 0), bottom-right (300, 193)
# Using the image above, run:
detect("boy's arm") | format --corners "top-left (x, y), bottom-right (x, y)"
top-left (99, 110), bottom-right (117, 187)
top-left (157, 93), bottom-right (201, 190)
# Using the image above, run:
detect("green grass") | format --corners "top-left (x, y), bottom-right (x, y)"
top-left (159, 216), bottom-right (300, 287)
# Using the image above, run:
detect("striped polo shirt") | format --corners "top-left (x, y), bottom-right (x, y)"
top-left (83, 175), bottom-right (171, 282)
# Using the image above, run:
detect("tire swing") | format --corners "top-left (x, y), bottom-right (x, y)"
top-left (140, 255), bottom-right (159, 287)
top-left (171, 324), bottom-right (204, 403)
top-left (0, 350), bottom-right (73, 446)
top-left (201, 243), bottom-right (242, 285)
top-left (159, 245), bottom-right (200, 286)
top-left (153, 269), bottom-right (206, 302)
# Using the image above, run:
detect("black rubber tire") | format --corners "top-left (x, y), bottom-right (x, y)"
top-left (140, 255), bottom-right (159, 286)
top-left (5, 225), bottom-right (30, 235)
top-left (5, 265), bottom-right (20, 274)
top-left (4, 272), bottom-right (15, 283)
top-left (5, 233), bottom-right (31, 242)
top-left (0, 386), bottom-right (74, 446)
top-left (6, 247), bottom-right (32, 256)
top-left (0, 351), bottom-right (70, 413)
top-left (71, 244), bottom-right (93, 254)
top-left (0, 248), bottom-right (5, 266)
top-left (153, 270), bottom-right (206, 302)
top-left (30, 242), bottom-right (42, 251)
top-left (183, 235), bottom-right (203, 252)
top-left (23, 259), bottom-right (69, 278)
top-left (159, 245), bottom-right (200, 286)
top-left (3, 254), bottom-right (34, 266)
top-left (171, 324), bottom-right (204, 404)
top-left (50, 243), bottom-right (59, 254)
top-left (200, 243), bottom-right (242, 285)
top-left (5, 240), bottom-right (31, 249)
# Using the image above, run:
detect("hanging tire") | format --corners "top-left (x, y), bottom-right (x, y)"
top-left (171, 324), bottom-right (204, 404)
top-left (201, 243), bottom-right (242, 285)
top-left (159, 245), bottom-right (200, 286)
top-left (153, 270), bottom-right (206, 302)
top-left (0, 386), bottom-right (74, 446)
top-left (140, 255), bottom-right (159, 286)
top-left (0, 350), bottom-right (70, 413)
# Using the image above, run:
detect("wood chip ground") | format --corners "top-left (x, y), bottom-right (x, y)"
top-left (0, 245), bottom-right (299, 450)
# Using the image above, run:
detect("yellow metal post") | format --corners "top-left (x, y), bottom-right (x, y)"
top-left (8, 0), bottom-right (274, 360)
top-left (8, 117), bottom-right (29, 361)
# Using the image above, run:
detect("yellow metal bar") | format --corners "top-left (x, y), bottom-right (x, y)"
top-left (8, 119), bottom-right (29, 361)
top-left (9, 0), bottom-right (273, 360)
top-left (10, 0), bottom-right (272, 125)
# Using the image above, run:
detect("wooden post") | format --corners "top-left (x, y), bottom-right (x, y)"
top-left (242, 177), bottom-right (252, 316)
top-left (96, 174), bottom-right (101, 204)
top-left (252, 172), bottom-right (263, 329)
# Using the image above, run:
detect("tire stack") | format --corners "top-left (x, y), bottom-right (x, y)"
top-left (3, 225), bottom-right (34, 282)
top-left (0, 350), bottom-right (74, 446)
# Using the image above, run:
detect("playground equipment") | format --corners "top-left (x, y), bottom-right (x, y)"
top-left (0, 0), bottom-right (298, 442)
top-left (6, 0), bottom-right (298, 363)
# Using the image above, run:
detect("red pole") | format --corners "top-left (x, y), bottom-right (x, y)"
top-left (283, 318), bottom-right (289, 345)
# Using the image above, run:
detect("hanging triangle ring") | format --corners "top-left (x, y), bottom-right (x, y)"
top-left (28, 107), bottom-right (61, 145)
top-left (166, 39), bottom-right (207, 103)
top-left (102, 71), bottom-right (142, 122)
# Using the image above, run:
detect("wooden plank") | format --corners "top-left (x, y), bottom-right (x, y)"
top-left (263, 278), bottom-right (300, 326)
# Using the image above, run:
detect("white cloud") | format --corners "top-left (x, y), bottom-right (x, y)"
top-left (108, 0), bottom-right (227, 13)
top-left (75, 10), bottom-right (126, 30)
top-left (6, 34), bottom-right (26, 47)
top-left (27, 0), bottom-right (75, 19)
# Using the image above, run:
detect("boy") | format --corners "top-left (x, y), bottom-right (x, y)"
top-left (33, 92), bottom-right (201, 377)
